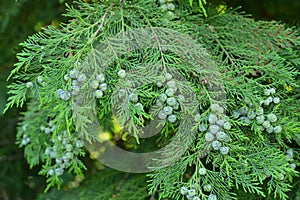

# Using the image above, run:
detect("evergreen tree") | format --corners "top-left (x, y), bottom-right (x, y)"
top-left (3, 0), bottom-right (300, 199)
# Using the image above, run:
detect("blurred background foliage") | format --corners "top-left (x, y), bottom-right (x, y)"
top-left (224, 0), bottom-right (300, 24)
top-left (0, 0), bottom-right (299, 199)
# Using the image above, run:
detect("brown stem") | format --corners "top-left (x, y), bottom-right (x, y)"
top-left (150, 190), bottom-right (156, 200)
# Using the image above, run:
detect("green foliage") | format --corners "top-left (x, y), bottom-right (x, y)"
top-left (4, 0), bottom-right (300, 200)
top-left (37, 169), bottom-right (149, 200)
top-left (0, 0), bottom-right (71, 65)
top-left (0, 1), bottom-right (73, 199)
top-left (0, 0), bottom-right (72, 117)
top-left (189, 0), bottom-right (208, 17)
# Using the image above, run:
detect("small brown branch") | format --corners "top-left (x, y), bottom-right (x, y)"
top-left (150, 190), bottom-right (156, 200)
top-left (88, 4), bottom-right (115, 44)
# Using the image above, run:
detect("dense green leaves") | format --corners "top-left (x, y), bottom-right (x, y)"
top-left (37, 170), bottom-right (149, 200)
top-left (3, 0), bottom-right (300, 199)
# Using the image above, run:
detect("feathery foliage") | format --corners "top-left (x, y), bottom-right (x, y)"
top-left (4, 0), bottom-right (300, 199)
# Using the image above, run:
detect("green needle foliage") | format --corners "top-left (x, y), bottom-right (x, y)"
top-left (36, 170), bottom-right (149, 200)
top-left (4, 0), bottom-right (300, 199)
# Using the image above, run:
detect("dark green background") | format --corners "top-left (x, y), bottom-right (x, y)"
top-left (0, 0), bottom-right (299, 199)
